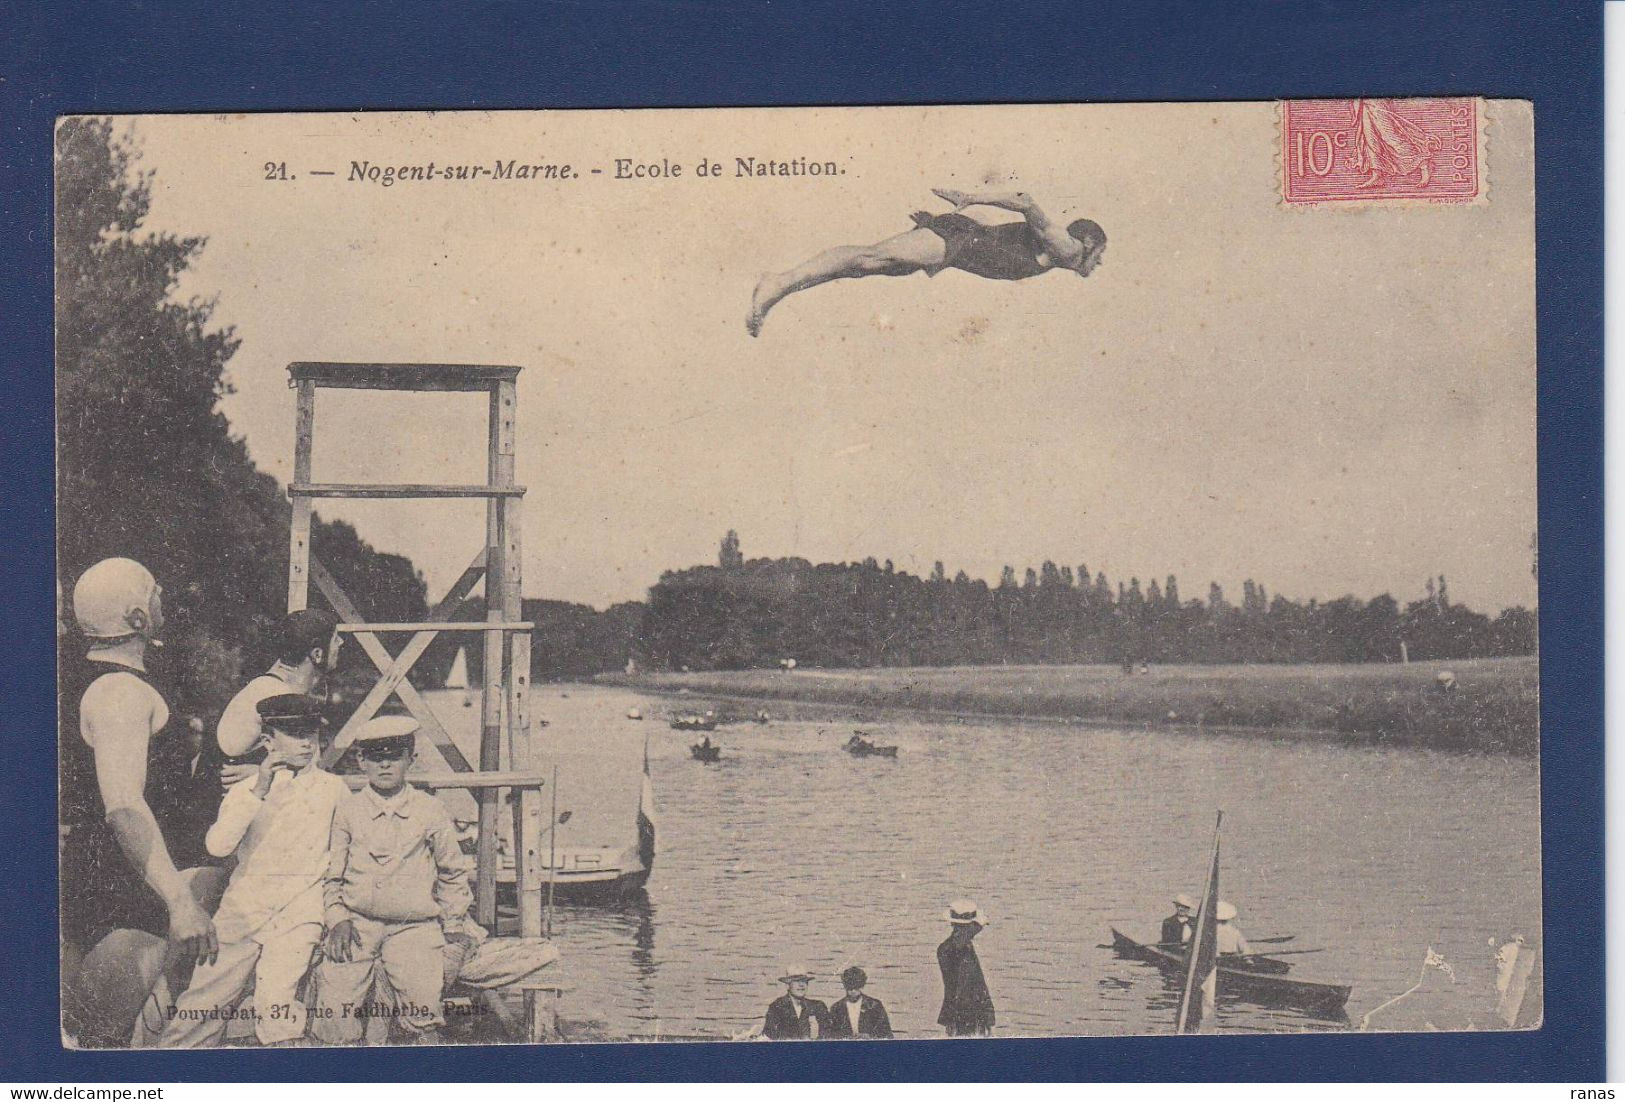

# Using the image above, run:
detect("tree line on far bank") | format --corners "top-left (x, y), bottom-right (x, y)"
top-left (630, 533), bottom-right (1537, 674)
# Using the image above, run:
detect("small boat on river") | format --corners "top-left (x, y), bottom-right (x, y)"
top-left (494, 741), bottom-right (657, 905)
top-left (843, 732), bottom-right (898, 758)
top-left (671, 712), bottom-right (718, 732)
top-left (690, 741), bottom-right (722, 763)
top-left (1109, 928), bottom-right (1351, 1016)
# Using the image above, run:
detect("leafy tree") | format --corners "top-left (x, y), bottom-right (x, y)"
top-left (56, 119), bottom-right (427, 713)
top-left (719, 529), bottom-right (743, 569)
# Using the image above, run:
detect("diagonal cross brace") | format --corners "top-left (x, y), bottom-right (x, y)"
top-left (313, 550), bottom-right (487, 770)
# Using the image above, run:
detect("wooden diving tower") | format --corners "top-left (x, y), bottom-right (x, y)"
top-left (285, 362), bottom-right (544, 938)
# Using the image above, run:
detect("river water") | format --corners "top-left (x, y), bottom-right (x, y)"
top-left (424, 684), bottom-right (1541, 1040)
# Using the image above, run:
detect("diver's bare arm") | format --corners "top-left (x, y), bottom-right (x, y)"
top-left (931, 188), bottom-right (1084, 266)
top-left (87, 678), bottom-right (188, 907)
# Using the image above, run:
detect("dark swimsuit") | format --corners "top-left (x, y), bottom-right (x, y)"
top-left (911, 211), bottom-right (1058, 281)
top-left (60, 654), bottom-right (185, 951)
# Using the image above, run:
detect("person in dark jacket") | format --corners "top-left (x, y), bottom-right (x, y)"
top-left (761, 964), bottom-right (830, 1039)
top-left (823, 966), bottom-right (893, 1039)
top-left (1160, 893), bottom-right (1197, 949)
top-left (937, 899), bottom-right (996, 1036)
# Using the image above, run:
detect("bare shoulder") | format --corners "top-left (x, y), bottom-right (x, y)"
top-left (82, 668), bottom-right (162, 713)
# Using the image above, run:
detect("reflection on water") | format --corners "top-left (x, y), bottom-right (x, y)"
top-left (433, 685), bottom-right (1541, 1040)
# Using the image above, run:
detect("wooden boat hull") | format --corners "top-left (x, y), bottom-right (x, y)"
top-left (498, 865), bottom-right (650, 904)
top-left (1109, 928), bottom-right (1351, 1016)
top-left (671, 717), bottom-right (718, 731)
top-left (691, 744), bottom-right (721, 762)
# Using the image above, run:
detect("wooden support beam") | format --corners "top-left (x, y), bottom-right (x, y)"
top-left (476, 384), bottom-right (507, 929)
top-left (312, 554), bottom-right (482, 772)
top-left (509, 637), bottom-right (543, 937)
top-left (288, 362), bottom-right (521, 392)
top-left (522, 982), bottom-right (570, 1043)
top-left (341, 771), bottom-right (548, 791)
top-left (290, 482), bottom-right (526, 500)
top-left (287, 381), bottom-right (316, 611)
top-left (337, 621), bottom-right (533, 633)
top-left (493, 378), bottom-right (541, 937)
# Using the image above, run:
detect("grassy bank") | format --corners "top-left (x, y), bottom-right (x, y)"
top-left (602, 657), bottom-right (1539, 755)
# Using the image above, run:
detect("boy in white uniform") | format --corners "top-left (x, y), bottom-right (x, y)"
top-left (156, 694), bottom-right (348, 1047)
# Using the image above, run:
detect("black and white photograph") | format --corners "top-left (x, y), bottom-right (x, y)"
top-left (56, 102), bottom-right (1541, 1050)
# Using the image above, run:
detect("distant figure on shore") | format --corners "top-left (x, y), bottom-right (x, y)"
top-left (937, 900), bottom-right (996, 1037)
top-left (1161, 893), bottom-right (1197, 948)
top-left (823, 965), bottom-right (893, 1039)
top-left (761, 964), bottom-right (829, 1040)
top-left (1215, 901), bottom-right (1250, 956)
top-left (746, 188), bottom-right (1105, 336)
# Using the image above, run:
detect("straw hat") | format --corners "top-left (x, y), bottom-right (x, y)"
top-left (946, 899), bottom-right (988, 925)
top-left (1215, 901), bottom-right (1238, 922)
top-left (778, 963), bottom-right (815, 982)
top-left (1173, 893), bottom-right (1196, 910)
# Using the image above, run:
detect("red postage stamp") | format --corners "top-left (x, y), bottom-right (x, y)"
top-left (1280, 98), bottom-right (1484, 205)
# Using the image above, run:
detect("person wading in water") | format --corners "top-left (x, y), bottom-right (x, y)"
top-left (937, 899), bottom-right (996, 1037)
top-left (746, 188), bottom-right (1105, 336)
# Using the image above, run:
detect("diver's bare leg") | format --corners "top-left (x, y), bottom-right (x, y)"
top-left (747, 228), bottom-right (946, 336)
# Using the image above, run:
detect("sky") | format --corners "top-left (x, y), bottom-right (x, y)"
top-left (125, 103), bottom-right (1537, 614)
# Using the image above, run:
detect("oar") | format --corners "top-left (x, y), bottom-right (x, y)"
top-left (1096, 934), bottom-right (1298, 950)
top-left (1152, 934), bottom-right (1298, 949)
top-left (1250, 947), bottom-right (1326, 957)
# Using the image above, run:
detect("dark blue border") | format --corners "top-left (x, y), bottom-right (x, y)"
top-left (0, 0), bottom-right (1602, 1082)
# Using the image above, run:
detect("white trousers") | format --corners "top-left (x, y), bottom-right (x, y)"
top-left (155, 921), bottom-right (321, 1047)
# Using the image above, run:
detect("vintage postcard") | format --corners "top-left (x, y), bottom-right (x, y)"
top-left (56, 101), bottom-right (1539, 1049)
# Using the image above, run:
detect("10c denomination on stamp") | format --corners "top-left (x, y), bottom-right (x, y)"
top-left (1280, 98), bottom-right (1484, 205)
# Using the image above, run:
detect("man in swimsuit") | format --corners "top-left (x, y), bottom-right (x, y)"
top-left (61, 558), bottom-right (219, 1044)
top-left (211, 608), bottom-right (342, 779)
top-left (746, 187), bottom-right (1105, 336)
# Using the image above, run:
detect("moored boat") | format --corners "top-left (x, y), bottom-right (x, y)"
top-left (690, 742), bottom-right (722, 763)
top-left (671, 712), bottom-right (718, 731)
top-left (495, 740), bottom-right (657, 905)
top-left (1109, 928), bottom-right (1351, 1016)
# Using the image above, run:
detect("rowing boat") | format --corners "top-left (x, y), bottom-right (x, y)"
top-left (844, 741), bottom-right (898, 758)
top-left (1109, 928), bottom-right (1351, 1016)
top-left (845, 731), bottom-right (899, 757)
top-left (691, 742), bottom-right (721, 763)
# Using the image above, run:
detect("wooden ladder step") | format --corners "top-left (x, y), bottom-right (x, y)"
top-left (340, 770), bottom-right (549, 790)
top-left (336, 621), bottom-right (534, 633)
top-left (288, 362), bottom-right (521, 392)
top-left (290, 482), bottom-right (525, 499)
